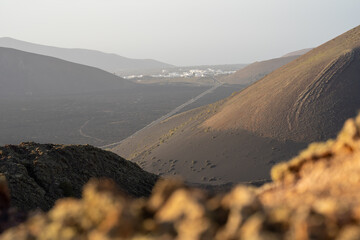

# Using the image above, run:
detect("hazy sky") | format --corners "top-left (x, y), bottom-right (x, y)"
top-left (0, 0), bottom-right (359, 66)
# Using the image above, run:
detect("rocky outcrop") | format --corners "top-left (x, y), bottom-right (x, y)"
top-left (0, 142), bottom-right (158, 211)
top-left (2, 113), bottom-right (360, 239)
top-left (0, 174), bottom-right (27, 233)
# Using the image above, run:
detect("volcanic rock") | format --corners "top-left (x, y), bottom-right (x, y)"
top-left (0, 142), bottom-right (158, 211)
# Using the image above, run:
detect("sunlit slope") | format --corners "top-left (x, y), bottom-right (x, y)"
top-left (204, 25), bottom-right (360, 142)
top-left (112, 25), bottom-right (360, 184)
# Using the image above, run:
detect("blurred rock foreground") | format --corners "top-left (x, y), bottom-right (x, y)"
top-left (2, 113), bottom-right (360, 239)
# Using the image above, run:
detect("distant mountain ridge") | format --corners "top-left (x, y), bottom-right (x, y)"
top-left (223, 48), bottom-right (312, 85)
top-left (281, 48), bottom-right (313, 57)
top-left (223, 55), bottom-right (299, 85)
top-left (0, 37), bottom-right (174, 72)
top-left (0, 47), bottom-right (135, 96)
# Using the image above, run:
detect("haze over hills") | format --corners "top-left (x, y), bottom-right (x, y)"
top-left (0, 37), bottom-right (174, 73)
top-left (222, 48), bottom-right (312, 85)
top-left (112, 25), bottom-right (360, 185)
top-left (0, 47), bottom-right (135, 97)
top-left (0, 46), bottom-right (244, 147)
top-left (1, 0), bottom-right (360, 238)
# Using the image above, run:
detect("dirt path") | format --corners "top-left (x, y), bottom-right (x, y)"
top-left (79, 117), bottom-right (104, 142)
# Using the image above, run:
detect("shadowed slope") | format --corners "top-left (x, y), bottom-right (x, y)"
top-left (112, 103), bottom-right (306, 184)
top-left (0, 47), bottom-right (135, 97)
top-left (112, 25), bottom-right (360, 184)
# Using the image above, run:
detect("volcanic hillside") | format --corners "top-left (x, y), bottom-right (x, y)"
top-left (205, 26), bottom-right (360, 142)
top-left (0, 37), bottom-right (173, 72)
top-left (0, 47), bottom-right (135, 97)
top-left (222, 48), bottom-right (312, 85)
top-left (112, 25), bottom-right (360, 185)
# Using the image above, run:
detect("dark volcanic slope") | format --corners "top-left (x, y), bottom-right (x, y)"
top-left (0, 47), bottom-right (135, 96)
top-left (112, 25), bottom-right (360, 185)
top-left (0, 142), bottom-right (158, 211)
top-left (223, 55), bottom-right (300, 85)
top-left (0, 37), bottom-right (173, 72)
